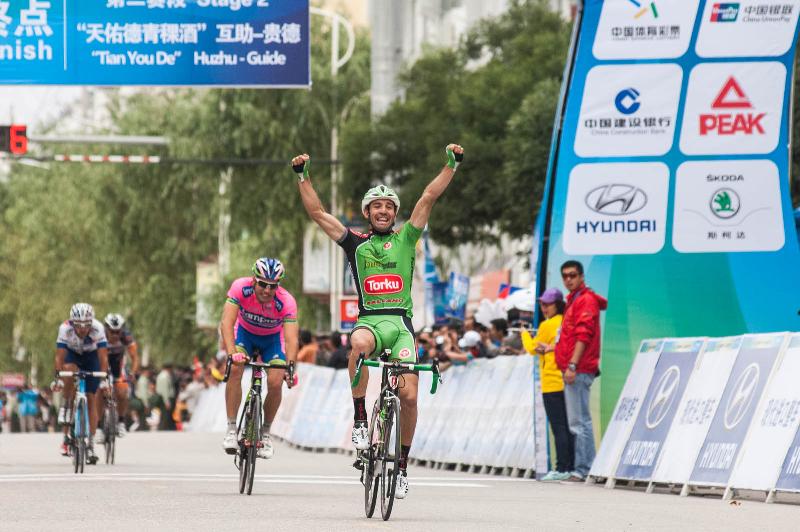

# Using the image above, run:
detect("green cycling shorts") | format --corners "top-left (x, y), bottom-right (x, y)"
top-left (351, 314), bottom-right (418, 363)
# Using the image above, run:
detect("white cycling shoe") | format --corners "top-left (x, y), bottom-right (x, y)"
top-left (222, 429), bottom-right (238, 454)
top-left (95, 429), bottom-right (105, 444)
top-left (117, 422), bottom-right (126, 437)
top-left (352, 422), bottom-right (369, 450)
top-left (258, 434), bottom-right (274, 459)
top-left (395, 471), bottom-right (409, 499)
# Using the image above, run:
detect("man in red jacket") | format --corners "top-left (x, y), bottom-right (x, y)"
top-left (555, 260), bottom-right (607, 481)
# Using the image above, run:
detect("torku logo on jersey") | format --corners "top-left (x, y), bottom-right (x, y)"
top-left (363, 274), bottom-right (403, 295)
top-left (700, 77), bottom-right (765, 136)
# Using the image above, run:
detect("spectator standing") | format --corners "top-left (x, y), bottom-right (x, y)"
top-left (327, 332), bottom-right (350, 370)
top-left (555, 260), bottom-right (607, 481)
top-left (156, 363), bottom-right (177, 431)
top-left (297, 330), bottom-right (319, 365)
top-left (18, 384), bottom-right (39, 433)
top-left (522, 288), bottom-right (573, 481)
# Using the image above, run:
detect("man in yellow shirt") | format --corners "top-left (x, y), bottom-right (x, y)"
top-left (521, 288), bottom-right (574, 481)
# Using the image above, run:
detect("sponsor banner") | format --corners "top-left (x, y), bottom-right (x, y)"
top-left (679, 62), bottom-right (786, 155)
top-left (593, 0), bottom-right (700, 59)
top-left (651, 336), bottom-right (742, 485)
top-left (0, 1), bottom-right (310, 86)
top-left (672, 160), bottom-right (785, 253)
top-left (538, 0), bottom-right (800, 432)
top-left (589, 340), bottom-right (663, 479)
top-left (616, 338), bottom-right (703, 480)
top-left (445, 272), bottom-right (470, 322)
top-left (696, 1), bottom-right (800, 58)
top-left (575, 64), bottom-right (682, 157)
top-left (563, 162), bottom-right (669, 255)
top-left (432, 281), bottom-right (450, 325)
top-left (0, 372), bottom-right (25, 388)
top-left (689, 333), bottom-right (785, 486)
top-left (729, 333), bottom-right (796, 491)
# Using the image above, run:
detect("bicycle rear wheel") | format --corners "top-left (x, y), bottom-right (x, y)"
top-left (380, 397), bottom-right (401, 521)
top-left (245, 398), bottom-right (261, 496)
top-left (363, 401), bottom-right (381, 518)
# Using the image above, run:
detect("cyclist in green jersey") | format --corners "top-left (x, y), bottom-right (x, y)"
top-left (292, 143), bottom-right (464, 500)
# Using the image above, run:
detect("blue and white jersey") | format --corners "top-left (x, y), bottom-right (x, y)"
top-left (56, 319), bottom-right (108, 354)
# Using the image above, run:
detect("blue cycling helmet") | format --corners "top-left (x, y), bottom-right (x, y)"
top-left (252, 257), bottom-right (285, 282)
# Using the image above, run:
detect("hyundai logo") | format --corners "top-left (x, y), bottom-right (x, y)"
top-left (724, 363), bottom-right (760, 430)
top-left (615, 88), bottom-right (641, 115)
top-left (585, 184), bottom-right (648, 216)
top-left (646, 366), bottom-right (681, 429)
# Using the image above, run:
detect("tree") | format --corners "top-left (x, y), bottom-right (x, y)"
top-left (339, 0), bottom-right (571, 247)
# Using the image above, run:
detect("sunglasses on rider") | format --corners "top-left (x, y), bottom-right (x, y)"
top-left (255, 280), bottom-right (279, 289)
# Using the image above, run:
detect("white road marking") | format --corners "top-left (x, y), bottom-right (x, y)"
top-left (0, 473), bottom-right (491, 488)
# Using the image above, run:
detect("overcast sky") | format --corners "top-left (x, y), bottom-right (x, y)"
top-left (0, 87), bottom-right (84, 131)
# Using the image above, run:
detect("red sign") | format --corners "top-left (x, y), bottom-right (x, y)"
top-left (340, 298), bottom-right (359, 322)
top-left (363, 274), bottom-right (403, 295)
top-left (700, 77), bottom-right (765, 136)
top-left (0, 125), bottom-right (28, 155)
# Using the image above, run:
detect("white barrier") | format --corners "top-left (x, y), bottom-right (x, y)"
top-left (650, 336), bottom-right (741, 488)
top-left (588, 339), bottom-right (663, 482)
top-left (190, 356), bottom-right (547, 474)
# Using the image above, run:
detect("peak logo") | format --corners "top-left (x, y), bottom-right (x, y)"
top-left (363, 274), bottom-right (403, 295)
top-left (710, 3), bottom-right (738, 22)
top-left (699, 77), bottom-right (765, 136)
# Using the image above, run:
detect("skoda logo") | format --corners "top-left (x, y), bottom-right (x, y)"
top-left (710, 188), bottom-right (741, 219)
top-left (724, 363), bottom-right (760, 430)
top-left (614, 88), bottom-right (641, 115)
top-left (645, 366), bottom-right (681, 429)
top-left (585, 184), bottom-right (648, 216)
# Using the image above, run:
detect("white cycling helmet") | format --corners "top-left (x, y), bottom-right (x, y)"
top-left (70, 303), bottom-right (94, 324)
top-left (104, 313), bottom-right (125, 331)
top-left (361, 184), bottom-right (400, 213)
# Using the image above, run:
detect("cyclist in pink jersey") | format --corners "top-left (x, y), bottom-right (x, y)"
top-left (220, 257), bottom-right (299, 458)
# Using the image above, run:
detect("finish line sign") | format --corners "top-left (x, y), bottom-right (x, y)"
top-left (0, 0), bottom-right (310, 86)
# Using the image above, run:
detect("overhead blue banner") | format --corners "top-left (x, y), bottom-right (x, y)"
top-left (445, 272), bottom-right (470, 323)
top-left (615, 338), bottom-right (702, 481)
top-left (0, 0), bottom-right (310, 86)
top-left (689, 333), bottom-right (783, 486)
top-left (537, 0), bottom-right (800, 429)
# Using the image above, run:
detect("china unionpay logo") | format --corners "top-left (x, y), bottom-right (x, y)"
top-left (700, 77), bottom-right (765, 136)
top-left (710, 3), bottom-right (739, 22)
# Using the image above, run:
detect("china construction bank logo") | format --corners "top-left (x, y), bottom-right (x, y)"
top-left (700, 77), bottom-right (765, 137)
top-left (582, 87), bottom-right (672, 137)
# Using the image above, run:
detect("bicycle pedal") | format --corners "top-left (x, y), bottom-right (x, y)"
top-left (353, 459), bottom-right (364, 470)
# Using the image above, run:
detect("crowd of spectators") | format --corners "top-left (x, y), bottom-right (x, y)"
top-left (0, 358), bottom-right (228, 434)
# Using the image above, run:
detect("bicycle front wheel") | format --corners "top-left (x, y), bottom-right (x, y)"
top-left (238, 410), bottom-right (251, 494)
top-left (363, 401), bottom-right (381, 518)
top-left (105, 405), bottom-right (117, 465)
top-left (380, 397), bottom-right (401, 521)
top-left (245, 398), bottom-right (261, 495)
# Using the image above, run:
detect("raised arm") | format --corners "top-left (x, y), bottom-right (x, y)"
top-left (409, 143), bottom-right (464, 230)
top-left (291, 154), bottom-right (347, 241)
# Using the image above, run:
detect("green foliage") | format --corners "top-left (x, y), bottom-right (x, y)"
top-left (0, 19), bottom-right (371, 377)
top-left (340, 0), bottom-right (571, 246)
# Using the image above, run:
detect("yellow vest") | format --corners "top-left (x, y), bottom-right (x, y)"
top-left (521, 315), bottom-right (564, 393)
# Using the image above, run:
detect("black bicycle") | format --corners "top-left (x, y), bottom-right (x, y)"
top-left (351, 350), bottom-right (442, 521)
top-left (58, 370), bottom-right (107, 474)
top-left (100, 376), bottom-right (118, 464)
top-left (224, 357), bottom-right (294, 495)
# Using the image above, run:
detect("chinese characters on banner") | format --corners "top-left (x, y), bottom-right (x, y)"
top-left (0, 0), bottom-right (309, 86)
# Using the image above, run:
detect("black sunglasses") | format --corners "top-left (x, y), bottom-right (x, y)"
top-left (255, 280), bottom-right (279, 289)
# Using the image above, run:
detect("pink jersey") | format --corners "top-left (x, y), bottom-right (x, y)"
top-left (226, 277), bottom-right (298, 336)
